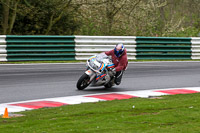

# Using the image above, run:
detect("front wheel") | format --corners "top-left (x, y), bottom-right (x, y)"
top-left (76, 73), bottom-right (91, 90)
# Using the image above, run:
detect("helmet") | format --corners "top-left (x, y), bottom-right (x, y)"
top-left (114, 43), bottom-right (125, 57)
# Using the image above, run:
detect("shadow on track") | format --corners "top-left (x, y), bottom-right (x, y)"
top-left (79, 86), bottom-right (123, 93)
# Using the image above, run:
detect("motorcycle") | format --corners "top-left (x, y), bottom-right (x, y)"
top-left (76, 53), bottom-right (116, 90)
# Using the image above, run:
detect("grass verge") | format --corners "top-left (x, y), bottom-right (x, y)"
top-left (1, 93), bottom-right (200, 133)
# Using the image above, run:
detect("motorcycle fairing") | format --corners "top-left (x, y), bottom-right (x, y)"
top-left (107, 64), bottom-right (115, 69)
top-left (96, 73), bottom-right (106, 81)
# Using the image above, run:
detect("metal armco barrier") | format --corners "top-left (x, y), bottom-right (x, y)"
top-left (75, 36), bottom-right (137, 60)
top-left (135, 37), bottom-right (192, 60)
top-left (1, 35), bottom-right (75, 61)
top-left (0, 35), bottom-right (200, 61)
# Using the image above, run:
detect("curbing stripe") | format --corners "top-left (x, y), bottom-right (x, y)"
top-left (1, 87), bottom-right (200, 115)
top-left (0, 104), bottom-right (32, 115)
top-left (10, 101), bottom-right (67, 109)
top-left (85, 93), bottom-right (136, 101)
top-left (154, 89), bottom-right (199, 95)
top-left (47, 95), bottom-right (105, 104)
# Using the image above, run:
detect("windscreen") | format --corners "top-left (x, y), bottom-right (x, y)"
top-left (87, 53), bottom-right (108, 73)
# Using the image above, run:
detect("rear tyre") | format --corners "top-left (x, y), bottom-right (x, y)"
top-left (76, 73), bottom-right (91, 90)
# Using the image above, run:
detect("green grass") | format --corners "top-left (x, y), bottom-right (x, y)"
top-left (1, 93), bottom-right (200, 133)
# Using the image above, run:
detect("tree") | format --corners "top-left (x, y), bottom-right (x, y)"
top-left (0, 0), bottom-right (82, 35)
top-left (1, 0), bottom-right (10, 34)
top-left (77, 0), bottom-right (142, 35)
top-left (0, 0), bottom-right (199, 36)
top-left (0, 0), bottom-right (20, 34)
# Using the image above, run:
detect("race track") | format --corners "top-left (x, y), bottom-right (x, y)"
top-left (0, 61), bottom-right (200, 104)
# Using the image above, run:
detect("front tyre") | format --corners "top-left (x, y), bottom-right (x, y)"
top-left (76, 73), bottom-right (91, 90)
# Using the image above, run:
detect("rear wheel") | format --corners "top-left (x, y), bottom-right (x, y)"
top-left (76, 73), bottom-right (91, 90)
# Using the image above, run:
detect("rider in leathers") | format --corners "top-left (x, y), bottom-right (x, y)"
top-left (104, 43), bottom-right (128, 85)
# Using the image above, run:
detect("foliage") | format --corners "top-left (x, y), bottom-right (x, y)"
top-left (0, 0), bottom-right (81, 35)
top-left (0, 0), bottom-right (200, 36)
top-left (166, 27), bottom-right (200, 37)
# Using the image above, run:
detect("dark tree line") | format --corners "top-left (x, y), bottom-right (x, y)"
top-left (0, 0), bottom-right (200, 36)
top-left (0, 0), bottom-right (81, 35)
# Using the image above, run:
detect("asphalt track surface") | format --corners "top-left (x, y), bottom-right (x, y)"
top-left (0, 61), bottom-right (200, 104)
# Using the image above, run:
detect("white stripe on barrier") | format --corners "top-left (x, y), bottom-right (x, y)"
top-left (191, 37), bottom-right (200, 45)
top-left (0, 36), bottom-right (7, 61)
top-left (75, 53), bottom-right (137, 56)
top-left (75, 48), bottom-right (136, 52)
top-left (75, 54), bottom-right (136, 60)
top-left (75, 45), bottom-right (136, 49)
top-left (0, 45), bottom-right (7, 53)
top-left (75, 35), bottom-right (137, 39)
top-left (75, 36), bottom-right (136, 60)
top-left (0, 54), bottom-right (7, 61)
top-left (0, 35), bottom-right (6, 44)
top-left (75, 53), bottom-right (99, 60)
top-left (191, 37), bottom-right (200, 59)
top-left (75, 40), bottom-right (137, 44)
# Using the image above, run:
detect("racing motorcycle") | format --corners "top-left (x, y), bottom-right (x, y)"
top-left (76, 53), bottom-right (116, 90)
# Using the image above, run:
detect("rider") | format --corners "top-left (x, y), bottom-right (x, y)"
top-left (104, 43), bottom-right (128, 85)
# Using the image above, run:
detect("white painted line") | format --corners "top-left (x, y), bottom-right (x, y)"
top-left (46, 96), bottom-right (105, 105)
top-left (0, 104), bottom-right (32, 115)
top-left (117, 90), bottom-right (167, 98)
